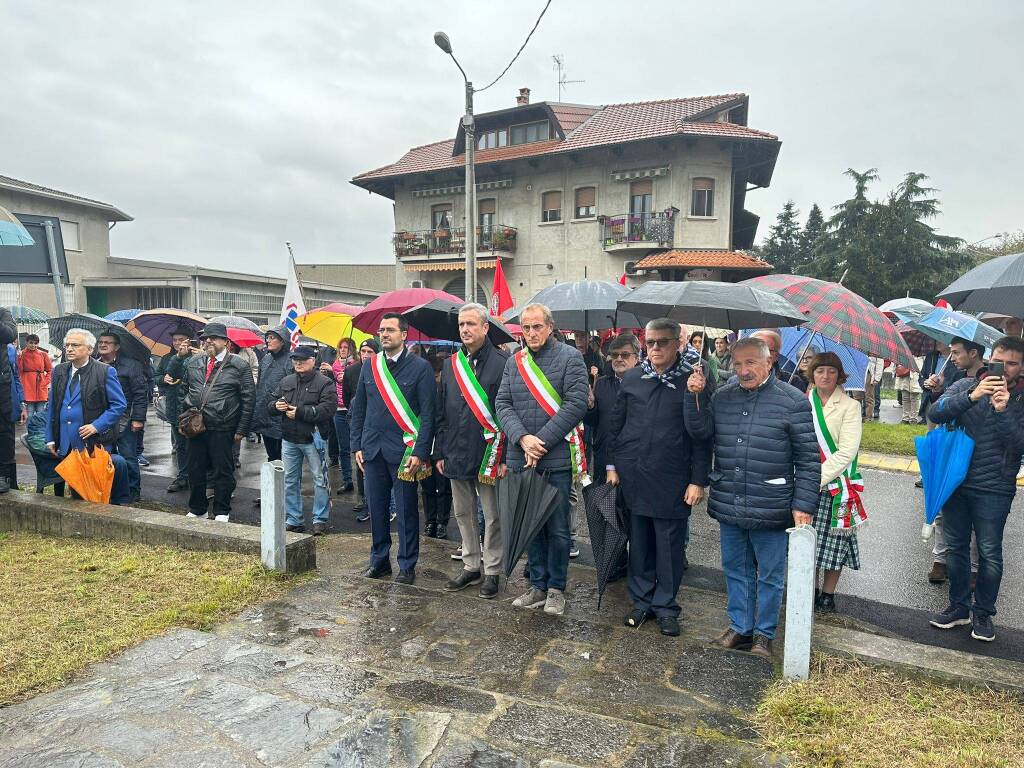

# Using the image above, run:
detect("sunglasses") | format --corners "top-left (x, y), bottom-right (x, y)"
top-left (645, 337), bottom-right (679, 349)
top-left (608, 351), bottom-right (636, 360)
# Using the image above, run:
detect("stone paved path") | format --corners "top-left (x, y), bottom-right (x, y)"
top-left (0, 534), bottom-right (786, 768)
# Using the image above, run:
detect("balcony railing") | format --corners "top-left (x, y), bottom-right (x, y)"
top-left (394, 225), bottom-right (517, 259)
top-left (599, 209), bottom-right (677, 249)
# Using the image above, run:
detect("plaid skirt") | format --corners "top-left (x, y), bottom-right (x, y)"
top-left (813, 491), bottom-right (861, 571)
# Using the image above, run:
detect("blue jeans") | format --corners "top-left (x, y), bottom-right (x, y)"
top-left (943, 488), bottom-right (1012, 618)
top-left (282, 434), bottom-right (331, 527)
top-left (332, 410), bottom-right (353, 484)
top-left (114, 427), bottom-right (141, 496)
top-left (363, 454), bottom-right (420, 571)
top-left (527, 470), bottom-right (572, 592)
top-left (719, 522), bottom-right (788, 639)
top-left (25, 401), bottom-right (47, 415)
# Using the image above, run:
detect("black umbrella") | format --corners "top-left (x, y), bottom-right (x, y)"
top-left (498, 468), bottom-right (565, 581)
top-left (616, 280), bottom-right (807, 330)
top-left (47, 313), bottom-right (151, 363)
top-left (505, 280), bottom-right (643, 331)
top-left (402, 298), bottom-right (515, 345)
top-left (583, 482), bottom-right (630, 609)
top-left (936, 251), bottom-right (1024, 317)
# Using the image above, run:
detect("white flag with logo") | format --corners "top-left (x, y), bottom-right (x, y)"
top-left (280, 255), bottom-right (307, 350)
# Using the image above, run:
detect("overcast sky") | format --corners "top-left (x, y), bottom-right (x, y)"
top-left (3, 1), bottom-right (1021, 276)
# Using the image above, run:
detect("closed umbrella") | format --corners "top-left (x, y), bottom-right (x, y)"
top-left (617, 280), bottom-right (807, 330)
top-left (583, 482), bottom-right (630, 609)
top-left (56, 445), bottom-right (115, 504)
top-left (497, 469), bottom-right (565, 581)
top-left (915, 427), bottom-right (975, 540)
top-left (936, 252), bottom-right (1024, 316)
top-left (0, 205), bottom-right (34, 246)
top-left (353, 288), bottom-right (462, 342)
top-left (506, 280), bottom-right (641, 331)
top-left (126, 309), bottom-right (206, 357)
top-left (402, 298), bottom-right (515, 345)
top-left (908, 307), bottom-right (1004, 349)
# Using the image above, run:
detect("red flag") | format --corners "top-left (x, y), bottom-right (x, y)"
top-left (491, 256), bottom-right (514, 317)
top-left (618, 273), bottom-right (627, 286)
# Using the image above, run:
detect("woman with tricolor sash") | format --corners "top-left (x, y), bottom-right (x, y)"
top-left (807, 351), bottom-right (867, 614)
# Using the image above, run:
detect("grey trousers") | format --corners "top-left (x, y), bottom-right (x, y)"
top-left (451, 478), bottom-right (501, 575)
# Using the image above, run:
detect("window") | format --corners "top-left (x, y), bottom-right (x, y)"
top-left (478, 198), bottom-right (496, 233)
top-left (431, 204), bottom-right (453, 230)
top-left (510, 120), bottom-right (549, 145)
top-left (573, 187), bottom-right (596, 219)
top-left (62, 284), bottom-right (76, 313)
top-left (60, 220), bottom-right (81, 251)
top-left (476, 128), bottom-right (508, 150)
top-left (691, 178), bottom-right (715, 217)
top-left (136, 287), bottom-right (186, 309)
top-left (0, 284), bottom-right (20, 305)
top-left (541, 191), bottom-right (562, 223)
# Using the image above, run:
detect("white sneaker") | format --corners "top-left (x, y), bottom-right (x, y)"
top-left (511, 587), bottom-right (547, 609)
top-left (214, 514), bottom-right (230, 523)
top-left (186, 512), bottom-right (203, 519)
top-left (543, 588), bottom-right (566, 616)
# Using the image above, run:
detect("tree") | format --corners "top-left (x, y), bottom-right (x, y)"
top-left (798, 203), bottom-right (825, 266)
top-left (761, 201), bottom-right (802, 274)
top-left (971, 230), bottom-right (1024, 263)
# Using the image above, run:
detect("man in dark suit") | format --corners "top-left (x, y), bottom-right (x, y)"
top-left (45, 328), bottom-right (131, 504)
top-left (341, 338), bottom-right (380, 521)
top-left (97, 330), bottom-right (149, 503)
top-left (350, 313), bottom-right (435, 584)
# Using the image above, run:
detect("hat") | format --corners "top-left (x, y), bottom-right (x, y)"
top-left (199, 321), bottom-right (229, 340)
top-left (359, 338), bottom-right (381, 353)
top-left (170, 323), bottom-right (195, 339)
top-left (289, 346), bottom-right (317, 361)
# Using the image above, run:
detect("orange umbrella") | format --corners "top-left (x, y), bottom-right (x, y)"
top-left (56, 446), bottom-right (115, 503)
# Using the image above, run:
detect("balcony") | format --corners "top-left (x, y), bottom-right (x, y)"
top-left (394, 225), bottom-right (517, 261)
top-left (599, 208), bottom-right (677, 253)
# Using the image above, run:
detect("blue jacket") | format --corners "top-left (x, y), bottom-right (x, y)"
top-left (929, 372), bottom-right (1024, 497)
top-left (46, 359), bottom-right (127, 455)
top-left (350, 349), bottom-right (436, 465)
top-left (685, 374), bottom-right (820, 530)
top-left (6, 345), bottom-right (23, 422)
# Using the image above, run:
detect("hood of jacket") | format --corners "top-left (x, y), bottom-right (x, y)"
top-left (266, 324), bottom-right (290, 353)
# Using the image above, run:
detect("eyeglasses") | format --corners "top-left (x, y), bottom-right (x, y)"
top-left (645, 337), bottom-right (679, 349)
top-left (521, 324), bottom-right (547, 333)
top-left (608, 351), bottom-right (636, 360)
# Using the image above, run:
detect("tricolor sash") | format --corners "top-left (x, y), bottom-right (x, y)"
top-left (515, 349), bottom-right (589, 483)
top-left (370, 353), bottom-right (431, 481)
top-left (810, 388), bottom-right (867, 534)
top-left (451, 350), bottom-right (505, 485)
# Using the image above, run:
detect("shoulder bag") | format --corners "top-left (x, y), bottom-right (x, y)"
top-left (177, 356), bottom-right (229, 438)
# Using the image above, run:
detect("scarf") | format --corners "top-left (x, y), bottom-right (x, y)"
top-left (639, 344), bottom-right (702, 388)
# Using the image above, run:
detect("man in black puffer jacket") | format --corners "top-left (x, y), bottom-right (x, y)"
top-left (926, 335), bottom-right (1024, 643)
top-left (269, 345), bottom-right (337, 535)
top-left (686, 336), bottom-right (819, 659)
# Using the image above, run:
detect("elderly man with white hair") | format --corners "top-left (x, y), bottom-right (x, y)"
top-left (45, 328), bottom-right (132, 504)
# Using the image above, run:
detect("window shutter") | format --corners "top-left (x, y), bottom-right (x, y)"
top-left (692, 178), bottom-right (714, 191)
top-left (542, 191), bottom-right (562, 210)
top-left (574, 187), bottom-right (595, 207)
top-left (478, 198), bottom-right (496, 215)
top-left (630, 180), bottom-right (652, 196)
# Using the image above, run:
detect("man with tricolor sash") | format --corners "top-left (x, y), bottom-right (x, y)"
top-left (435, 303), bottom-right (510, 599)
top-left (350, 313), bottom-right (436, 585)
top-left (496, 303), bottom-right (589, 616)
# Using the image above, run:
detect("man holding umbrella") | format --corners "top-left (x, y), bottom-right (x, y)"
top-left (605, 319), bottom-right (713, 636)
top-left (435, 303), bottom-right (509, 598)
top-left (496, 303), bottom-right (589, 616)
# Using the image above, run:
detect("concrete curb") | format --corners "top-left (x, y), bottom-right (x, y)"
top-left (0, 490), bottom-right (316, 573)
top-left (859, 450), bottom-right (1024, 486)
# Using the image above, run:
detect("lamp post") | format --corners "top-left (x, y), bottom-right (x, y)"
top-left (434, 31), bottom-right (477, 303)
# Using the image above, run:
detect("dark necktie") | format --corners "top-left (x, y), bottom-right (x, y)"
top-left (70, 371), bottom-right (80, 396)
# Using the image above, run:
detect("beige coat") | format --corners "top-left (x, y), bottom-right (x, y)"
top-left (812, 386), bottom-right (863, 488)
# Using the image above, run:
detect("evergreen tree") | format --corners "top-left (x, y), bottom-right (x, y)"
top-left (798, 203), bottom-right (825, 266)
top-left (761, 200), bottom-right (802, 274)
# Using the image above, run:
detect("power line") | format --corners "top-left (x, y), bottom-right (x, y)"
top-left (476, 0), bottom-right (553, 93)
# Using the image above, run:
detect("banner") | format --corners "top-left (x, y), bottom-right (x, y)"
top-left (490, 256), bottom-right (514, 318)
top-left (280, 249), bottom-right (307, 350)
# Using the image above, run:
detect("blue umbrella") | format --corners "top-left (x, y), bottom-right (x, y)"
top-left (0, 205), bottom-right (34, 246)
top-left (740, 327), bottom-right (869, 389)
top-left (915, 427), bottom-right (974, 532)
top-left (104, 308), bottom-right (141, 323)
top-left (908, 306), bottom-right (1003, 349)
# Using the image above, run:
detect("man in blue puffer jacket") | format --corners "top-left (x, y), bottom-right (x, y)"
top-left (685, 335), bottom-right (819, 659)
top-left (927, 335), bottom-right (1024, 643)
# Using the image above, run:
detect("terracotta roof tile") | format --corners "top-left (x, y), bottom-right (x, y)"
top-left (354, 93), bottom-right (777, 185)
top-left (634, 250), bottom-right (772, 270)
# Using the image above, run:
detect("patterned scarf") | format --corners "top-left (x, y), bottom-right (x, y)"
top-left (640, 344), bottom-right (702, 389)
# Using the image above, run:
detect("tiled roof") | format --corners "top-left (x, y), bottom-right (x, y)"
top-left (0, 174), bottom-right (132, 221)
top-left (634, 250), bottom-right (772, 270)
top-left (354, 94), bottom-right (777, 185)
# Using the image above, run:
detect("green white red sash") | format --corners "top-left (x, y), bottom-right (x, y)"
top-left (370, 352), bottom-right (431, 481)
top-left (515, 349), bottom-right (589, 483)
top-left (451, 350), bottom-right (504, 485)
top-left (810, 388), bottom-right (867, 534)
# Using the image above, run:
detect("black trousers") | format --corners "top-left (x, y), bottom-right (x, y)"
top-left (264, 436), bottom-right (282, 462)
top-left (628, 514), bottom-right (688, 619)
top-left (187, 430), bottom-right (236, 515)
top-left (0, 417), bottom-right (15, 489)
top-left (421, 471), bottom-right (452, 527)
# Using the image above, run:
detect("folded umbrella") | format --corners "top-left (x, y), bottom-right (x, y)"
top-left (56, 445), bottom-right (115, 504)
top-left (915, 427), bottom-right (975, 540)
top-left (908, 306), bottom-right (1004, 349)
top-left (618, 280), bottom-right (807, 330)
top-left (498, 468), bottom-right (565, 581)
top-left (937, 251), bottom-right (1024, 317)
top-left (402, 298), bottom-right (515, 345)
top-left (126, 308), bottom-right (207, 357)
top-left (583, 482), bottom-right (630, 609)
top-left (506, 280), bottom-right (642, 331)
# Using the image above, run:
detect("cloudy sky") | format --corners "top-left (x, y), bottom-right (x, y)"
top-left (3, 1), bottom-right (1021, 276)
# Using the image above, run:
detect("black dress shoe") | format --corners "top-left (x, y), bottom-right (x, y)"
top-left (356, 511), bottom-right (370, 523)
top-left (361, 563), bottom-right (392, 579)
top-left (658, 616), bottom-right (681, 637)
top-left (286, 524), bottom-right (306, 533)
top-left (394, 569), bottom-right (416, 585)
top-left (479, 574), bottom-right (499, 599)
top-left (444, 570), bottom-right (481, 592)
top-left (435, 524), bottom-right (447, 540)
top-left (425, 523), bottom-right (437, 538)
top-left (312, 522), bottom-right (327, 536)
top-left (166, 480), bottom-right (187, 493)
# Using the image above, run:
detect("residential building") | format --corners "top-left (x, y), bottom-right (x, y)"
top-left (352, 90), bottom-right (778, 306)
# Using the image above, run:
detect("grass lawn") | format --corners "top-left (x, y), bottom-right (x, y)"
top-left (0, 532), bottom-right (308, 705)
top-left (756, 655), bottom-right (1024, 768)
top-left (860, 421), bottom-right (927, 456)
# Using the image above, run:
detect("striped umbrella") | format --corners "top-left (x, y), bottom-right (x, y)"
top-left (742, 275), bottom-right (919, 371)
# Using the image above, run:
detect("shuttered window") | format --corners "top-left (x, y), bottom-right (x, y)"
top-left (541, 191), bottom-right (562, 223)
top-left (574, 187), bottom-right (596, 218)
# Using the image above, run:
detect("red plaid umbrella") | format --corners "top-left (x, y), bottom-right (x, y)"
top-left (742, 275), bottom-right (919, 371)
top-left (894, 320), bottom-right (937, 356)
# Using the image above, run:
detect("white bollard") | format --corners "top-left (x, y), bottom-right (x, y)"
top-left (260, 460), bottom-right (287, 571)
top-left (783, 524), bottom-right (817, 681)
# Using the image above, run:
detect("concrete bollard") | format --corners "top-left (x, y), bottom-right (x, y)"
top-left (783, 524), bottom-right (817, 681)
top-left (260, 460), bottom-right (287, 572)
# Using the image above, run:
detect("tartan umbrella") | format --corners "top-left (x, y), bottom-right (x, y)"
top-left (742, 275), bottom-right (919, 371)
top-left (894, 320), bottom-right (937, 356)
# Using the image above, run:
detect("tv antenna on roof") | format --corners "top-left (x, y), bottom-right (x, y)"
top-left (552, 54), bottom-right (584, 101)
